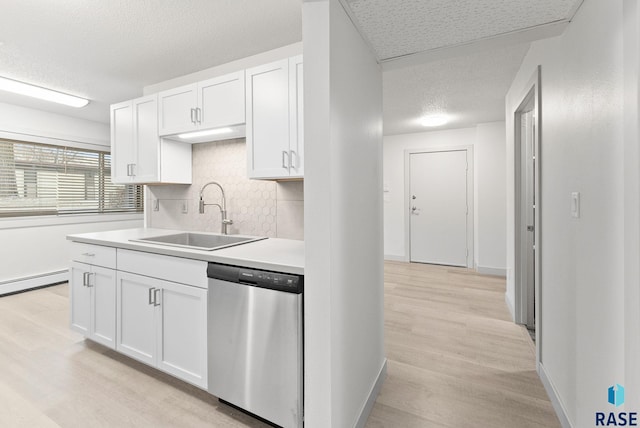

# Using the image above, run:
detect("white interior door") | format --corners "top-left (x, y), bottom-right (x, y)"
top-left (410, 150), bottom-right (468, 266)
top-left (522, 110), bottom-right (536, 329)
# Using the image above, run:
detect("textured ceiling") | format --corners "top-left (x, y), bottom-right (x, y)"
top-left (0, 0), bottom-right (581, 135)
top-left (345, 0), bottom-right (581, 60)
top-left (0, 0), bottom-right (302, 123)
top-left (383, 43), bottom-right (530, 135)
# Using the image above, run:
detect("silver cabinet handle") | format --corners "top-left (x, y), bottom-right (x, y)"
top-left (86, 272), bottom-right (94, 288)
top-left (148, 287), bottom-right (155, 305)
top-left (290, 150), bottom-right (297, 168)
top-left (153, 289), bottom-right (161, 307)
top-left (126, 164), bottom-right (131, 176)
top-left (196, 107), bottom-right (202, 124)
top-left (282, 151), bottom-right (290, 169)
top-left (130, 163), bottom-right (135, 176)
top-left (190, 108), bottom-right (196, 124)
top-left (82, 272), bottom-right (89, 287)
top-left (82, 252), bottom-right (95, 257)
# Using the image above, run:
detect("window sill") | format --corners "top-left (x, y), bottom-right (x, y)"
top-left (0, 212), bottom-right (144, 230)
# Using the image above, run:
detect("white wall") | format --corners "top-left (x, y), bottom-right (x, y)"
top-left (476, 122), bottom-right (507, 273)
top-left (0, 215), bottom-right (143, 294)
top-left (622, 0), bottom-right (640, 412)
top-left (505, 0), bottom-right (634, 424)
top-left (0, 103), bottom-right (143, 294)
top-left (303, 0), bottom-right (385, 426)
top-left (0, 101), bottom-right (110, 149)
top-left (383, 123), bottom-right (506, 274)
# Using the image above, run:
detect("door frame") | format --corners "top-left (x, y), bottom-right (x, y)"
top-left (404, 145), bottom-right (474, 268)
top-left (513, 66), bottom-right (542, 367)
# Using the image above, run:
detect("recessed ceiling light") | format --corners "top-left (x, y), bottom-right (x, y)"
top-left (420, 115), bottom-right (449, 127)
top-left (0, 76), bottom-right (89, 108)
top-left (178, 128), bottom-right (234, 139)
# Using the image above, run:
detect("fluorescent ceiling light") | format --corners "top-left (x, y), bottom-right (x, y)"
top-left (420, 115), bottom-right (449, 127)
top-left (178, 128), bottom-right (234, 139)
top-left (0, 76), bottom-right (89, 108)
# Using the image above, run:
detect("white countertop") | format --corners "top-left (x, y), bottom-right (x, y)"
top-left (67, 228), bottom-right (304, 275)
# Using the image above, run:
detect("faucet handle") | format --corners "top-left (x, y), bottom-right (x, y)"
top-left (222, 219), bottom-right (233, 225)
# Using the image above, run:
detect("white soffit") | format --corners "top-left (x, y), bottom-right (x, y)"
top-left (345, 0), bottom-right (583, 61)
top-left (0, 0), bottom-right (302, 123)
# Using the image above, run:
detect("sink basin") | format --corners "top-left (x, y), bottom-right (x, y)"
top-left (131, 232), bottom-right (266, 251)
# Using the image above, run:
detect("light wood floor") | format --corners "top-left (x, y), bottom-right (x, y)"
top-left (0, 262), bottom-right (559, 427)
top-left (365, 261), bottom-right (559, 427)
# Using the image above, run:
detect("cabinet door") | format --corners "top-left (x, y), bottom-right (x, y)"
top-left (89, 265), bottom-right (116, 349)
top-left (246, 59), bottom-right (290, 179)
top-left (110, 101), bottom-right (134, 184)
top-left (289, 56), bottom-right (304, 178)
top-left (198, 71), bottom-right (245, 130)
top-left (157, 280), bottom-right (208, 389)
top-left (158, 83), bottom-right (198, 136)
top-left (69, 262), bottom-right (91, 335)
top-left (116, 272), bottom-right (157, 366)
top-left (132, 95), bottom-right (160, 183)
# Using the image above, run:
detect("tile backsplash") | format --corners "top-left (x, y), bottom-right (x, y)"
top-left (147, 138), bottom-right (304, 240)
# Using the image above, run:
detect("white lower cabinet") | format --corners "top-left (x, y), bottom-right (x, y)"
top-left (116, 271), bottom-right (208, 389)
top-left (69, 261), bottom-right (117, 349)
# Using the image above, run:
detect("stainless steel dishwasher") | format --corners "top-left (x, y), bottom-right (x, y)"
top-left (207, 262), bottom-right (303, 428)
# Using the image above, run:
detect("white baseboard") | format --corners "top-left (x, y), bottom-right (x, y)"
top-left (0, 270), bottom-right (69, 296)
top-left (355, 359), bottom-right (387, 428)
top-left (384, 254), bottom-right (407, 262)
top-left (476, 266), bottom-right (507, 276)
top-left (539, 362), bottom-right (573, 428)
top-left (505, 292), bottom-right (515, 321)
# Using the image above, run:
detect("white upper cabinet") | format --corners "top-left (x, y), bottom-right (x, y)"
top-left (246, 56), bottom-right (303, 179)
top-left (198, 72), bottom-right (246, 130)
top-left (110, 94), bottom-right (192, 185)
top-left (289, 55), bottom-right (304, 178)
top-left (157, 84), bottom-right (197, 137)
top-left (158, 71), bottom-right (246, 141)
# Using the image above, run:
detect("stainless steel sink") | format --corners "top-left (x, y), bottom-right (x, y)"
top-left (131, 232), bottom-right (266, 251)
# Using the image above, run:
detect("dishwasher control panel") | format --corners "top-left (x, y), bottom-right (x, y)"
top-left (207, 263), bottom-right (303, 294)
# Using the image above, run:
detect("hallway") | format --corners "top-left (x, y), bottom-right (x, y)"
top-left (367, 261), bottom-right (559, 427)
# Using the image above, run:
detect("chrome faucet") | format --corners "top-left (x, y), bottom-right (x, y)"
top-left (199, 181), bottom-right (233, 235)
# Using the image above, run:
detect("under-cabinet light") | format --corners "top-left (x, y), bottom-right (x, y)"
top-left (178, 128), bottom-right (234, 139)
top-left (420, 115), bottom-right (449, 127)
top-left (0, 76), bottom-right (89, 108)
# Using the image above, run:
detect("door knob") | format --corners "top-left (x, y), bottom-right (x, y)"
top-left (527, 225), bottom-right (534, 232)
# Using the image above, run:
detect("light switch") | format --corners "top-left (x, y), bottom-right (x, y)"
top-left (153, 199), bottom-right (159, 211)
top-left (571, 192), bottom-right (580, 218)
top-left (181, 200), bottom-right (189, 214)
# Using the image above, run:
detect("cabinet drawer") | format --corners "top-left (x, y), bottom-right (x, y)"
top-left (70, 243), bottom-right (116, 269)
top-left (117, 249), bottom-right (207, 289)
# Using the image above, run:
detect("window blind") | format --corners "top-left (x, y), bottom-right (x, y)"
top-left (0, 139), bottom-right (142, 217)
